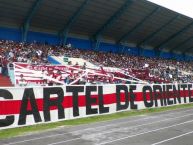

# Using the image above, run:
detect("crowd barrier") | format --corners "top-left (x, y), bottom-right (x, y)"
top-left (0, 84), bottom-right (193, 130)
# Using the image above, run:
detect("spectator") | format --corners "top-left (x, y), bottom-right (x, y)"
top-left (1, 56), bottom-right (8, 76)
top-left (18, 74), bottom-right (27, 87)
top-left (0, 39), bottom-right (193, 85)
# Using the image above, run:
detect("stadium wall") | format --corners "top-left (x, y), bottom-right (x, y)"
top-left (0, 84), bottom-right (193, 130)
top-left (0, 27), bottom-right (193, 60)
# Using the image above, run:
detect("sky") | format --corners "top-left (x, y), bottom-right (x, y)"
top-left (147, 0), bottom-right (193, 18)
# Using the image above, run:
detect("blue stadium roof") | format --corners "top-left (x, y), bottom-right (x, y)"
top-left (0, 0), bottom-right (193, 54)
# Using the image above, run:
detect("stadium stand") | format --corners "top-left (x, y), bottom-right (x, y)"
top-left (0, 39), bottom-right (193, 86)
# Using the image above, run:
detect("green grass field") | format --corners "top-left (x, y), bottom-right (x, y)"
top-left (0, 103), bottom-right (193, 139)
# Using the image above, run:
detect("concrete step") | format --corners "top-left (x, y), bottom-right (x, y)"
top-left (0, 74), bottom-right (13, 87)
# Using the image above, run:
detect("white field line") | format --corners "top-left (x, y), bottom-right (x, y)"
top-left (151, 130), bottom-right (193, 145)
top-left (98, 119), bottom-right (193, 145)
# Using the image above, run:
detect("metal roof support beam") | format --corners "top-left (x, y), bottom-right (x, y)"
top-left (94, 38), bottom-right (101, 51)
top-left (60, 0), bottom-right (90, 46)
top-left (155, 49), bottom-right (161, 57)
top-left (137, 14), bottom-right (179, 47)
top-left (182, 53), bottom-right (186, 61)
top-left (92, 0), bottom-right (133, 39)
top-left (21, 0), bottom-right (43, 42)
top-left (181, 45), bottom-right (193, 54)
top-left (138, 47), bottom-right (143, 56)
top-left (169, 36), bottom-right (193, 52)
top-left (154, 21), bottom-right (193, 50)
top-left (117, 7), bottom-right (160, 44)
top-left (120, 45), bottom-right (126, 54)
top-left (92, 0), bottom-right (133, 49)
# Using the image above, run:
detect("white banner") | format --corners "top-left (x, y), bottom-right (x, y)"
top-left (0, 83), bottom-right (193, 130)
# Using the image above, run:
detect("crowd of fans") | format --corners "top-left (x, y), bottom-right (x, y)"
top-left (0, 39), bottom-right (193, 86)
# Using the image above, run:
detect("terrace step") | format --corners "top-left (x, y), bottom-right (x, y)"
top-left (0, 74), bottom-right (13, 87)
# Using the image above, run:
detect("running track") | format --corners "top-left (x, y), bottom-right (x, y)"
top-left (1, 107), bottom-right (193, 145)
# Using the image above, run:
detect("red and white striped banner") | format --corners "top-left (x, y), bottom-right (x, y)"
top-left (0, 84), bottom-right (193, 130)
top-left (13, 62), bottom-right (146, 85)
